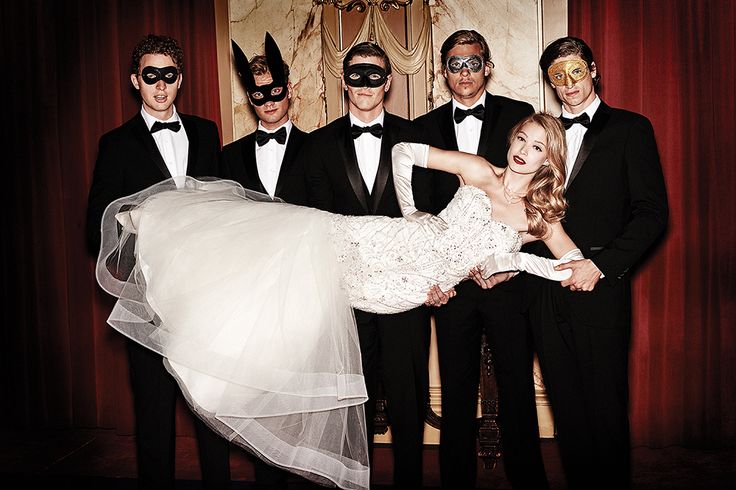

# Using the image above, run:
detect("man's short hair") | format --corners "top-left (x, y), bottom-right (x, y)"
top-left (249, 55), bottom-right (290, 81)
top-left (131, 34), bottom-right (184, 75)
top-left (539, 36), bottom-right (600, 86)
top-left (440, 29), bottom-right (492, 67)
top-left (342, 42), bottom-right (392, 75)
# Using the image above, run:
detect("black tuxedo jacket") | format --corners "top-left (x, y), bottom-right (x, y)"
top-left (413, 91), bottom-right (534, 213)
top-left (221, 125), bottom-right (308, 205)
top-left (305, 112), bottom-right (428, 216)
top-left (86, 112), bottom-right (221, 254)
top-left (527, 102), bottom-right (669, 325)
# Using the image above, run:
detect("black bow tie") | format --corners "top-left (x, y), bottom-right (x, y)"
top-left (560, 113), bottom-right (591, 129)
top-left (255, 127), bottom-right (287, 146)
top-left (150, 121), bottom-right (181, 133)
top-left (453, 104), bottom-right (485, 124)
top-left (351, 123), bottom-right (383, 139)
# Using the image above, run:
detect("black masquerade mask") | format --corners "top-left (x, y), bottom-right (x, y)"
top-left (140, 66), bottom-right (179, 85)
top-left (344, 63), bottom-right (388, 88)
top-left (231, 33), bottom-right (288, 106)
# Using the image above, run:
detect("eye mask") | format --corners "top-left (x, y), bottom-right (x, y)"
top-left (446, 55), bottom-right (484, 74)
top-left (547, 59), bottom-right (590, 87)
top-left (248, 82), bottom-right (287, 106)
top-left (140, 66), bottom-right (179, 85)
top-left (344, 63), bottom-right (388, 88)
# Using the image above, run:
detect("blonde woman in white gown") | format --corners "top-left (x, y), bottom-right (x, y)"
top-left (96, 113), bottom-right (585, 490)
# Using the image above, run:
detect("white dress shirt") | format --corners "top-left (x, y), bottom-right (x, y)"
top-left (561, 95), bottom-right (601, 187)
top-left (349, 111), bottom-right (384, 194)
top-left (561, 95), bottom-right (605, 278)
top-left (453, 96), bottom-right (484, 154)
top-left (140, 106), bottom-right (188, 181)
top-left (255, 120), bottom-right (292, 198)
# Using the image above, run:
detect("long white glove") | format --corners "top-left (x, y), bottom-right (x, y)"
top-left (479, 248), bottom-right (585, 281)
top-left (391, 142), bottom-right (447, 235)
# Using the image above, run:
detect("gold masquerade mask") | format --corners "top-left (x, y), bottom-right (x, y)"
top-left (547, 59), bottom-right (589, 87)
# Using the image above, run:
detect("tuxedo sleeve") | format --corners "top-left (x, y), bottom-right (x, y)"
top-left (281, 159), bottom-right (308, 206)
top-left (304, 135), bottom-right (334, 212)
top-left (220, 142), bottom-right (238, 181)
top-left (202, 119), bottom-right (223, 178)
top-left (594, 117), bottom-right (669, 281)
top-left (86, 132), bottom-right (124, 255)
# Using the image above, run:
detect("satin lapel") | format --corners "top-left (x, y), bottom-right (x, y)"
top-left (339, 119), bottom-right (370, 212)
top-left (133, 114), bottom-right (170, 178)
top-left (438, 103), bottom-right (459, 151)
top-left (370, 120), bottom-right (393, 214)
top-left (181, 115), bottom-right (199, 175)
top-left (567, 103), bottom-right (611, 187)
top-left (476, 92), bottom-right (500, 156)
top-left (274, 127), bottom-right (303, 196)
top-left (242, 133), bottom-right (267, 194)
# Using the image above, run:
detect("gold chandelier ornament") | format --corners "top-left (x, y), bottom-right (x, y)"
top-left (314, 0), bottom-right (414, 13)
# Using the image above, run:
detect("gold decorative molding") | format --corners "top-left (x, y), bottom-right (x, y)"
top-left (313, 0), bottom-right (413, 13)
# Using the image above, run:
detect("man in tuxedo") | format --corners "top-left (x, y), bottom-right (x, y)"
top-left (221, 34), bottom-right (309, 490)
top-left (86, 34), bottom-right (230, 490)
top-left (222, 33), bottom-right (307, 206)
top-left (413, 30), bottom-right (545, 489)
top-left (305, 42), bottom-right (430, 489)
top-left (528, 37), bottom-right (668, 489)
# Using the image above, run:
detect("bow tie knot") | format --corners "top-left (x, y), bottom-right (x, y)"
top-left (150, 121), bottom-right (181, 133)
top-left (351, 123), bottom-right (383, 139)
top-left (453, 104), bottom-right (485, 124)
top-left (560, 113), bottom-right (591, 129)
top-left (255, 127), bottom-right (287, 146)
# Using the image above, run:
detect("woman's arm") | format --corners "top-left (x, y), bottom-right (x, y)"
top-left (391, 143), bottom-right (447, 235)
top-left (544, 221), bottom-right (604, 291)
top-left (476, 222), bottom-right (585, 282)
top-left (426, 147), bottom-right (496, 186)
top-left (541, 221), bottom-right (578, 259)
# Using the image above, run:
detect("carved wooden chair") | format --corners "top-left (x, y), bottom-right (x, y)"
top-left (373, 331), bottom-right (501, 469)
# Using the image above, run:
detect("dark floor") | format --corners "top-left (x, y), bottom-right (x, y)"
top-left (1, 428), bottom-right (734, 489)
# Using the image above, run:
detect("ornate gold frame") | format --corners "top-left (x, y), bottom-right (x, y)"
top-left (314, 0), bottom-right (414, 13)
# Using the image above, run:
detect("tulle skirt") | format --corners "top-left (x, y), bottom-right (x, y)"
top-left (95, 177), bottom-right (369, 489)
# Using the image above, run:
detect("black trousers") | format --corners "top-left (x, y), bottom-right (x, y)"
top-left (527, 281), bottom-right (632, 490)
top-left (127, 340), bottom-right (231, 490)
top-left (433, 278), bottom-right (548, 489)
top-left (355, 306), bottom-right (431, 489)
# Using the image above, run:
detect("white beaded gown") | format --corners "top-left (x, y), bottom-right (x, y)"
top-left (95, 176), bottom-right (522, 490)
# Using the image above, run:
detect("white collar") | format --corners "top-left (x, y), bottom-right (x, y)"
top-left (452, 92), bottom-right (486, 111)
top-left (257, 119), bottom-right (293, 134)
top-left (561, 95), bottom-right (601, 120)
top-left (140, 105), bottom-right (180, 130)
top-left (348, 110), bottom-right (385, 127)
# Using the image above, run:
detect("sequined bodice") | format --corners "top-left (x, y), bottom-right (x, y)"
top-left (331, 185), bottom-right (523, 314)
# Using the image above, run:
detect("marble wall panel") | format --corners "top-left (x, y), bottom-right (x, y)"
top-left (427, 0), bottom-right (541, 110)
top-left (229, 1), bottom-right (325, 138)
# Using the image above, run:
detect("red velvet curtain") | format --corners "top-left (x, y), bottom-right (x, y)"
top-left (3, 0), bottom-right (734, 450)
top-left (569, 0), bottom-right (735, 447)
top-left (2, 0), bottom-right (221, 435)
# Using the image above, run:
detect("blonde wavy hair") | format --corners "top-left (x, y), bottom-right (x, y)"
top-left (509, 113), bottom-right (568, 238)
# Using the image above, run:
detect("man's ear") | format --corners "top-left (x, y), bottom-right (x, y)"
top-left (287, 81), bottom-right (293, 99)
top-left (590, 62), bottom-right (597, 79)
top-left (177, 73), bottom-right (183, 90)
top-left (341, 73), bottom-right (347, 91)
top-left (484, 62), bottom-right (492, 77)
top-left (130, 73), bottom-right (140, 90)
top-left (384, 73), bottom-right (392, 92)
